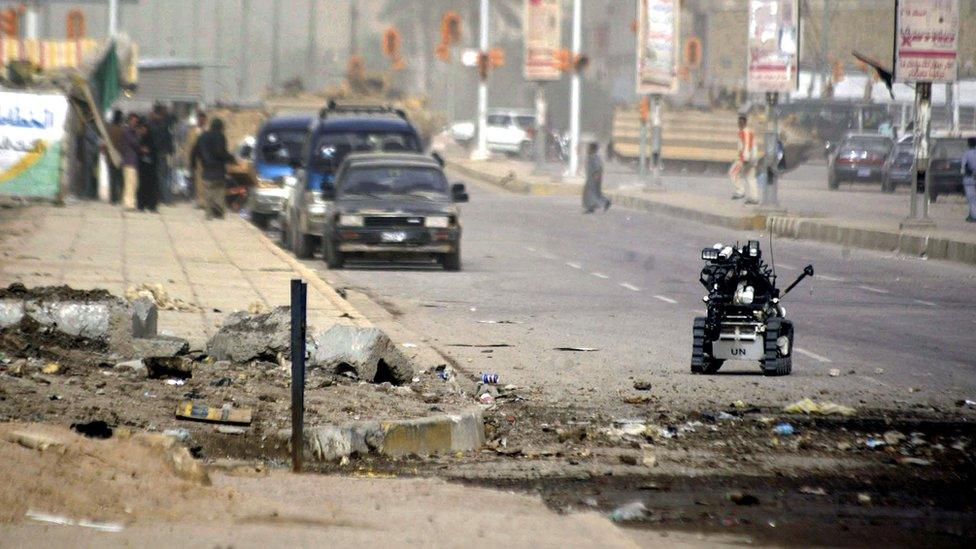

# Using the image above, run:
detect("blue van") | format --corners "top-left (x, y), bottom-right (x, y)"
top-left (280, 104), bottom-right (424, 258)
top-left (246, 114), bottom-right (312, 228)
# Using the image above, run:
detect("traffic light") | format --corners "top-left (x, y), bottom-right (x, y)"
top-left (554, 49), bottom-right (572, 72)
top-left (638, 96), bottom-right (649, 122)
top-left (477, 51), bottom-right (489, 80)
top-left (1, 8), bottom-right (20, 38)
top-left (488, 48), bottom-right (505, 68)
top-left (440, 11), bottom-right (461, 46)
top-left (67, 9), bottom-right (86, 39)
top-left (382, 27), bottom-right (401, 59)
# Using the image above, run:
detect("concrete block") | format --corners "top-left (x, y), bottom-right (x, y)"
top-left (0, 299), bottom-right (25, 329)
top-left (130, 296), bottom-right (158, 339)
top-left (129, 335), bottom-right (190, 358)
top-left (309, 324), bottom-right (413, 384)
top-left (205, 306), bottom-right (291, 362)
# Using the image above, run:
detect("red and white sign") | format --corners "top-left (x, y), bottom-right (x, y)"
top-left (636, 0), bottom-right (679, 94)
top-left (894, 0), bottom-right (959, 83)
top-left (746, 0), bottom-right (799, 93)
top-left (523, 0), bottom-right (561, 81)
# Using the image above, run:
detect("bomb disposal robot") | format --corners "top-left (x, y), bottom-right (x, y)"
top-left (692, 240), bottom-right (813, 376)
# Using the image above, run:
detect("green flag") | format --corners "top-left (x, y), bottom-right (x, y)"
top-left (92, 43), bottom-right (121, 112)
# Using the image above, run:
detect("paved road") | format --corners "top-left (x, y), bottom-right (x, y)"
top-left (293, 178), bottom-right (976, 416)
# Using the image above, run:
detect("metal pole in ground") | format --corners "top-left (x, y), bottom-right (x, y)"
top-left (472, 0), bottom-right (490, 160)
top-left (534, 82), bottom-right (547, 173)
top-left (566, 0), bottom-right (582, 178)
top-left (108, 0), bottom-right (119, 37)
top-left (902, 82), bottom-right (935, 228)
top-left (651, 94), bottom-right (663, 186)
top-left (638, 98), bottom-right (648, 180)
top-left (761, 92), bottom-right (781, 207)
top-left (290, 279), bottom-right (307, 473)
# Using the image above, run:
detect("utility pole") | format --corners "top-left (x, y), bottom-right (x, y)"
top-left (471, 0), bottom-right (490, 160)
top-left (533, 82), bottom-right (546, 173)
top-left (820, 0), bottom-right (828, 96)
top-left (650, 94), bottom-right (662, 186)
top-left (307, 0), bottom-right (318, 84)
top-left (901, 82), bottom-right (934, 228)
top-left (566, 0), bottom-right (581, 178)
top-left (349, 2), bottom-right (359, 57)
top-left (760, 92), bottom-right (781, 208)
top-left (23, 1), bottom-right (37, 39)
top-left (951, 82), bottom-right (960, 132)
top-left (270, 0), bottom-right (281, 88)
top-left (108, 0), bottom-right (119, 37)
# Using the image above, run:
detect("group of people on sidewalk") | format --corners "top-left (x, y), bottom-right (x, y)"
top-left (103, 105), bottom-right (237, 219)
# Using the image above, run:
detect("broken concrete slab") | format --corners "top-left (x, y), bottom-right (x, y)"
top-left (309, 324), bottom-right (413, 385)
top-left (205, 306), bottom-right (291, 362)
top-left (129, 335), bottom-right (190, 358)
top-left (130, 296), bottom-right (158, 339)
top-left (145, 357), bottom-right (193, 379)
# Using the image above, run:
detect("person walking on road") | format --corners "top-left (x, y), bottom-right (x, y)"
top-left (136, 117), bottom-right (160, 212)
top-left (121, 113), bottom-right (141, 211)
top-left (582, 142), bottom-right (611, 213)
top-left (730, 114), bottom-right (758, 204)
top-left (105, 110), bottom-right (126, 204)
top-left (963, 137), bottom-right (976, 223)
top-left (185, 112), bottom-right (207, 209)
top-left (192, 117), bottom-right (237, 219)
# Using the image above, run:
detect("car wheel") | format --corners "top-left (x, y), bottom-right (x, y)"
top-left (322, 237), bottom-right (344, 269)
top-left (292, 223), bottom-right (313, 259)
top-left (827, 173), bottom-right (839, 190)
top-left (440, 246), bottom-right (462, 271)
top-left (279, 213), bottom-right (291, 250)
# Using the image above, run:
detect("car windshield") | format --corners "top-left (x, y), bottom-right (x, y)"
top-left (311, 131), bottom-right (421, 171)
top-left (838, 138), bottom-right (891, 156)
top-left (256, 128), bottom-right (306, 165)
top-left (931, 139), bottom-right (969, 159)
top-left (514, 115), bottom-right (536, 130)
top-left (339, 166), bottom-right (448, 198)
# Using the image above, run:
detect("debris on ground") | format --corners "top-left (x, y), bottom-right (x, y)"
top-left (728, 491), bottom-right (760, 506)
top-left (206, 306), bottom-right (291, 362)
top-left (25, 510), bottom-right (124, 533)
top-left (310, 324), bottom-right (413, 385)
top-left (772, 423), bottom-right (795, 436)
top-left (609, 501), bottom-right (648, 522)
top-left (633, 380), bottom-right (653, 391)
top-left (783, 398), bottom-right (856, 417)
top-left (124, 283), bottom-right (200, 313)
top-left (553, 347), bottom-right (599, 352)
top-left (175, 402), bottom-right (252, 425)
top-left (144, 356), bottom-right (193, 380)
top-left (71, 420), bottom-right (113, 439)
top-left (5, 430), bottom-right (65, 452)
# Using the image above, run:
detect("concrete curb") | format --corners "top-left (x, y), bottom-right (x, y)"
top-left (233, 216), bottom-right (369, 325)
top-left (450, 159), bottom-right (976, 267)
top-left (767, 215), bottom-right (976, 265)
top-left (280, 406), bottom-right (486, 461)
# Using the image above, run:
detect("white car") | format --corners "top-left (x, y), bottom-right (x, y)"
top-left (447, 109), bottom-right (538, 158)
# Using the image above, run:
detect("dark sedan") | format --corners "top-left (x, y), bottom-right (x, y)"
top-left (929, 137), bottom-right (972, 202)
top-left (828, 135), bottom-right (894, 190)
top-left (882, 143), bottom-right (914, 193)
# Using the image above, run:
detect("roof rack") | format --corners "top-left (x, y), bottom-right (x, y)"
top-left (320, 100), bottom-right (408, 121)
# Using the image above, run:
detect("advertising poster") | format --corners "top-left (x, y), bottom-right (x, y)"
top-left (636, 0), bottom-right (679, 94)
top-left (894, 0), bottom-right (959, 83)
top-left (0, 91), bottom-right (69, 198)
top-left (747, 0), bottom-right (799, 93)
top-left (524, 0), bottom-right (562, 81)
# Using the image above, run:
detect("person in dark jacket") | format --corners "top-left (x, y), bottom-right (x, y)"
top-left (105, 110), bottom-right (126, 203)
top-left (136, 117), bottom-right (160, 212)
top-left (582, 142), bottom-right (610, 213)
top-left (149, 104), bottom-right (175, 204)
top-left (191, 117), bottom-right (237, 219)
top-left (121, 113), bottom-right (141, 210)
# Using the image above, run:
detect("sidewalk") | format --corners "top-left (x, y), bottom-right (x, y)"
top-left (447, 156), bottom-right (976, 266)
top-left (0, 201), bottom-right (363, 349)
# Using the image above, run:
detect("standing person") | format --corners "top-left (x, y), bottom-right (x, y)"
top-left (121, 113), bottom-right (141, 210)
top-left (148, 104), bottom-right (174, 204)
top-left (963, 137), bottom-right (976, 223)
top-left (76, 122), bottom-right (100, 199)
top-left (136, 117), bottom-right (160, 212)
top-left (192, 117), bottom-right (237, 219)
top-left (730, 114), bottom-right (758, 203)
top-left (186, 112), bottom-right (208, 208)
top-left (105, 110), bottom-right (126, 204)
top-left (582, 142), bottom-right (611, 213)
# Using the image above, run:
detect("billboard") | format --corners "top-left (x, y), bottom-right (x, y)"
top-left (636, 0), bottom-right (679, 94)
top-left (894, 0), bottom-right (959, 83)
top-left (523, 0), bottom-right (562, 81)
top-left (747, 0), bottom-right (799, 93)
top-left (0, 91), bottom-right (70, 198)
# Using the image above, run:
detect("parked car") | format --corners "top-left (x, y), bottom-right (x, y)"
top-left (827, 134), bottom-right (894, 190)
top-left (319, 153), bottom-right (468, 271)
top-left (485, 108), bottom-right (537, 158)
top-left (928, 136), bottom-right (972, 201)
top-left (280, 104), bottom-right (424, 258)
top-left (246, 115), bottom-right (312, 228)
top-left (882, 142), bottom-right (914, 192)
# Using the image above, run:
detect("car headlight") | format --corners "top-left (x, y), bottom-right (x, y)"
top-left (339, 214), bottom-right (364, 227)
top-left (425, 216), bottom-right (450, 228)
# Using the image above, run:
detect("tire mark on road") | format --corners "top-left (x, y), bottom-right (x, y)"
top-left (795, 347), bottom-right (832, 363)
top-left (620, 282), bottom-right (641, 292)
top-left (653, 295), bottom-right (677, 304)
